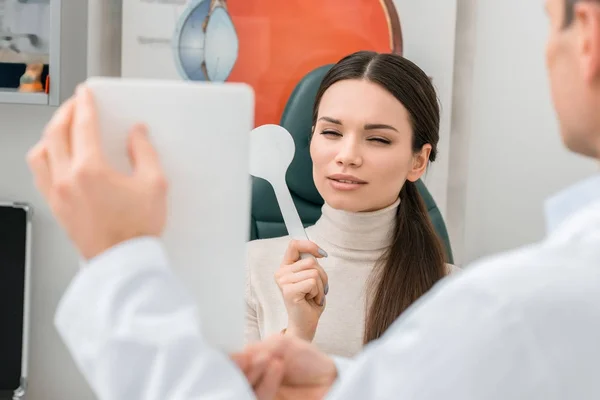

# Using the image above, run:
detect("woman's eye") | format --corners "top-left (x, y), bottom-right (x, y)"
top-left (369, 137), bottom-right (391, 145)
top-left (321, 130), bottom-right (341, 137)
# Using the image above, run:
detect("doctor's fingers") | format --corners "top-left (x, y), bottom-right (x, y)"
top-left (43, 97), bottom-right (76, 180)
top-left (71, 86), bottom-right (104, 163)
top-left (26, 140), bottom-right (52, 199)
top-left (232, 351), bottom-right (278, 397)
top-left (127, 124), bottom-right (167, 187)
top-left (254, 358), bottom-right (284, 400)
top-left (242, 350), bottom-right (283, 398)
top-left (239, 350), bottom-right (270, 386)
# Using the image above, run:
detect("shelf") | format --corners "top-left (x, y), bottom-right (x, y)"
top-left (0, 88), bottom-right (48, 105)
top-left (0, 0), bottom-right (57, 106)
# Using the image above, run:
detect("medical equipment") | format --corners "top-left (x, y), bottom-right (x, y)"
top-left (249, 124), bottom-right (309, 245)
top-left (86, 77), bottom-right (254, 352)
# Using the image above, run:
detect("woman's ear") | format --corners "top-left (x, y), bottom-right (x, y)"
top-left (406, 144), bottom-right (432, 182)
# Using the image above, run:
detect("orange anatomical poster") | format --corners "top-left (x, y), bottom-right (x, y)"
top-left (226, 0), bottom-right (403, 126)
top-left (122, 0), bottom-right (403, 126)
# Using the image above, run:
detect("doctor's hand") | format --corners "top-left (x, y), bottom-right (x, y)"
top-left (26, 86), bottom-right (168, 260)
top-left (234, 334), bottom-right (337, 400)
top-left (276, 240), bottom-right (329, 342)
top-left (230, 351), bottom-right (284, 400)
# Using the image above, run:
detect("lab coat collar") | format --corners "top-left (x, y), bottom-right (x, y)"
top-left (544, 173), bottom-right (600, 234)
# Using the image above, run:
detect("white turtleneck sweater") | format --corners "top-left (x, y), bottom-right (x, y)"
top-left (245, 199), bottom-right (458, 357)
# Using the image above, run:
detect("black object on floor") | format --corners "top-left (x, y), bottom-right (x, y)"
top-left (0, 205), bottom-right (29, 396)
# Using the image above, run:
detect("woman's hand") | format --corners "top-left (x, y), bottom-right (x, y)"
top-left (275, 240), bottom-right (329, 342)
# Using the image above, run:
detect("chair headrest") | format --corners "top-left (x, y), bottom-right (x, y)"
top-left (280, 64), bottom-right (333, 206)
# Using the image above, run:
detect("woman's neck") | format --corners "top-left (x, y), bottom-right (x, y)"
top-left (309, 199), bottom-right (400, 255)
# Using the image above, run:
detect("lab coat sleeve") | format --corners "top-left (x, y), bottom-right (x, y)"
top-left (54, 237), bottom-right (255, 400)
top-left (325, 275), bottom-right (550, 400)
top-left (331, 356), bottom-right (353, 379)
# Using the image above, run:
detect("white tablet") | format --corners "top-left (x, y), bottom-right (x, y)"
top-left (86, 77), bottom-right (254, 352)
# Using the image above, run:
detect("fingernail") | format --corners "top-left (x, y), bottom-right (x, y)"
top-left (324, 283), bottom-right (329, 295)
top-left (136, 124), bottom-right (148, 136)
top-left (320, 297), bottom-right (325, 307)
top-left (318, 247), bottom-right (328, 258)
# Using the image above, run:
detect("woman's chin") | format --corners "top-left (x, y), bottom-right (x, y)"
top-left (322, 195), bottom-right (365, 213)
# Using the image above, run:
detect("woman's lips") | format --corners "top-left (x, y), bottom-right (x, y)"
top-left (327, 177), bottom-right (367, 191)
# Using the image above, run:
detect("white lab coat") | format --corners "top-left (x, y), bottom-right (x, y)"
top-left (56, 175), bottom-right (600, 399)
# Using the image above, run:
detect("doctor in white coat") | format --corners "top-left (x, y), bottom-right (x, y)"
top-left (26, 0), bottom-right (600, 398)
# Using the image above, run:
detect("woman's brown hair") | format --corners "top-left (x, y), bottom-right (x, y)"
top-left (311, 51), bottom-right (447, 343)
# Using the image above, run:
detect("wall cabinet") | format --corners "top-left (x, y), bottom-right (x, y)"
top-left (0, 0), bottom-right (88, 107)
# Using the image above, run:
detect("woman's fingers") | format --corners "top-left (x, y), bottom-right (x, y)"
top-left (278, 269), bottom-right (326, 306)
top-left (307, 275), bottom-right (326, 306)
top-left (282, 240), bottom-right (327, 264)
top-left (279, 269), bottom-right (320, 285)
top-left (288, 258), bottom-right (328, 292)
top-left (276, 256), bottom-right (328, 304)
top-left (283, 279), bottom-right (320, 305)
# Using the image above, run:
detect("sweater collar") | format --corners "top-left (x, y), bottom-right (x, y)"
top-left (311, 199), bottom-right (399, 252)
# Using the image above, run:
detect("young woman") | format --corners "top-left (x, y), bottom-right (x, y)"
top-left (245, 51), bottom-right (459, 357)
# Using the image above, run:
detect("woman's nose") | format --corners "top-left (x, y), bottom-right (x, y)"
top-left (334, 141), bottom-right (363, 167)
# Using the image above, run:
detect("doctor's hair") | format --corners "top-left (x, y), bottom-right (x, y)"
top-left (311, 51), bottom-right (447, 343)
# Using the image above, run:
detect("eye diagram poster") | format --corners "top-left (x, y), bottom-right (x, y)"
top-left (121, 0), bottom-right (402, 127)
top-left (122, 0), bottom-right (458, 219)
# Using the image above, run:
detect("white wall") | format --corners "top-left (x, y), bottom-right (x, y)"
top-left (393, 0), bottom-right (457, 219)
top-left (0, 106), bottom-right (95, 400)
top-left (0, 1), bottom-right (96, 399)
top-left (446, 0), bottom-right (477, 264)
top-left (450, 0), bottom-right (598, 264)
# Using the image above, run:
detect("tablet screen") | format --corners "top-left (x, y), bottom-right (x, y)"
top-left (0, 205), bottom-right (28, 392)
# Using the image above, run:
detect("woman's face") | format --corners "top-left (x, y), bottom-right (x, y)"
top-left (310, 79), bottom-right (431, 212)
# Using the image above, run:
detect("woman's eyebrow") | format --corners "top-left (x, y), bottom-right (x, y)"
top-left (318, 117), bottom-right (399, 133)
top-left (318, 116), bottom-right (342, 125)
top-left (364, 123), bottom-right (398, 132)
